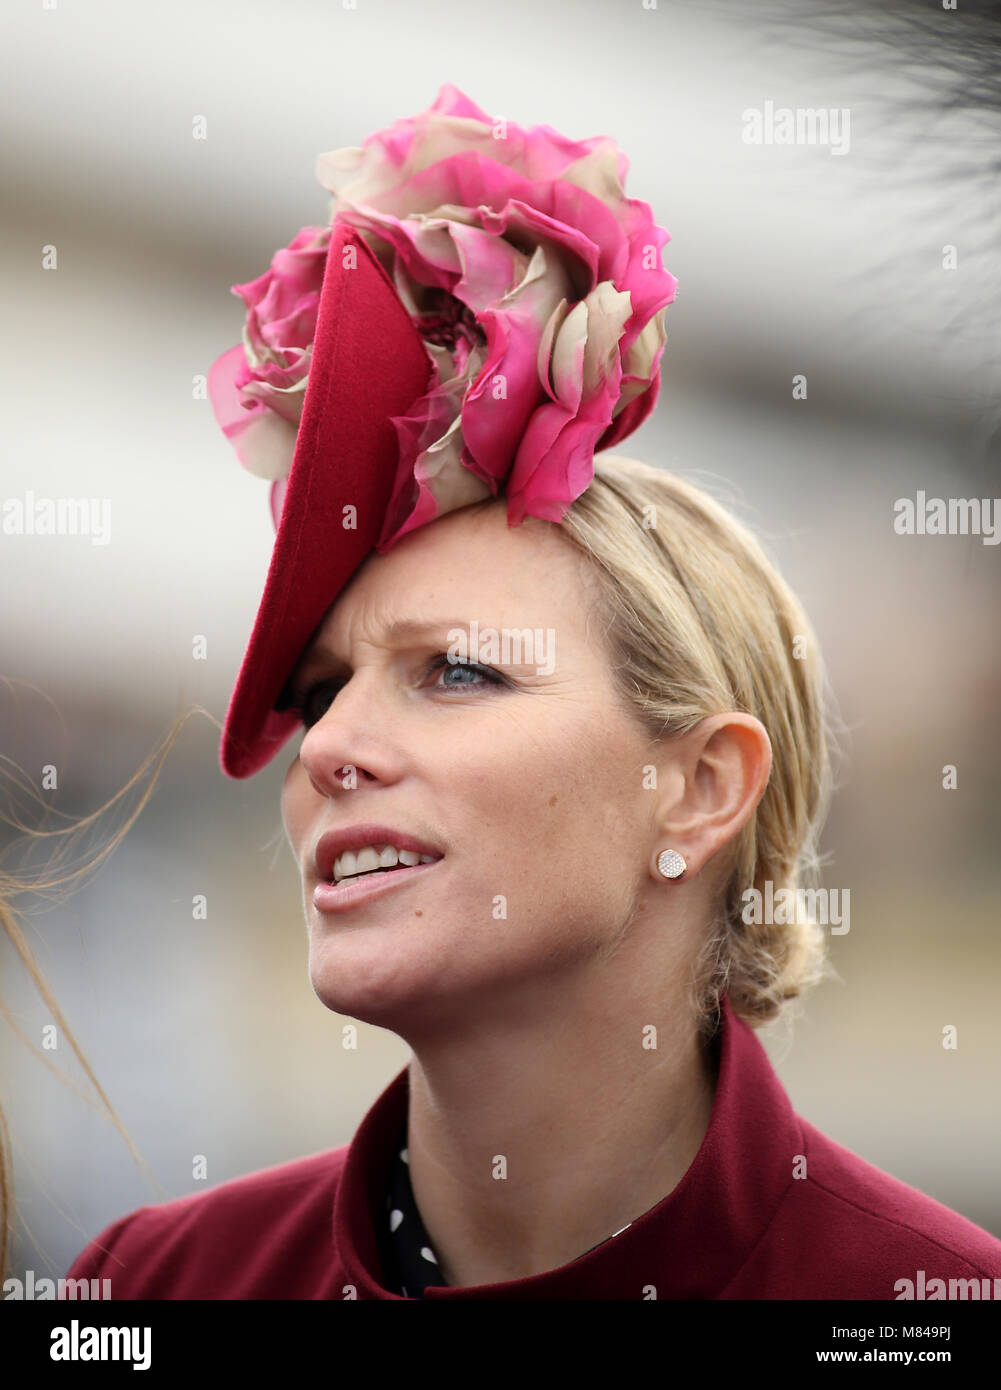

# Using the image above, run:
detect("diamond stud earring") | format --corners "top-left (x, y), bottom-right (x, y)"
top-left (656, 849), bottom-right (687, 881)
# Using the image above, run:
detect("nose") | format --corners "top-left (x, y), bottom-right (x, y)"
top-left (302, 758), bottom-right (374, 798)
top-left (296, 671), bottom-right (389, 797)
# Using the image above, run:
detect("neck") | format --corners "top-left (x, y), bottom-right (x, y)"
top-left (403, 967), bottom-right (718, 1288)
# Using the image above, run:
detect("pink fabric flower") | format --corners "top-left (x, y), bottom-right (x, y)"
top-left (210, 86), bottom-right (677, 550)
top-left (208, 225), bottom-right (330, 485)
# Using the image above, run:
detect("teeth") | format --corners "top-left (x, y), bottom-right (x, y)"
top-left (332, 843), bottom-right (437, 884)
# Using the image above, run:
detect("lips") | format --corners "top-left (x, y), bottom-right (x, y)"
top-left (313, 823), bottom-right (444, 884)
top-left (312, 855), bottom-right (442, 915)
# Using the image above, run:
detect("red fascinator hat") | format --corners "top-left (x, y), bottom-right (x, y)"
top-left (209, 83), bottom-right (677, 778)
top-left (209, 225), bottom-right (431, 777)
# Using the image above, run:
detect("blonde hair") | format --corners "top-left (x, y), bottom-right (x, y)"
top-left (555, 454), bottom-right (838, 1034)
top-left (0, 708), bottom-right (206, 1280)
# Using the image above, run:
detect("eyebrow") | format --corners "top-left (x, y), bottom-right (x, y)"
top-left (382, 618), bottom-right (479, 644)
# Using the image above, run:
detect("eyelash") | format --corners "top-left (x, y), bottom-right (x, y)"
top-left (289, 653), bottom-right (506, 729)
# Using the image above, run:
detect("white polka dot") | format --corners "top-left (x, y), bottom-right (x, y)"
top-left (420, 1246), bottom-right (438, 1264)
top-left (389, 1209), bottom-right (404, 1232)
top-left (400, 1147), bottom-right (409, 1164)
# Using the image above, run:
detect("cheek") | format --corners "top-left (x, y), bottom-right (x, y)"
top-left (468, 723), bottom-right (640, 888)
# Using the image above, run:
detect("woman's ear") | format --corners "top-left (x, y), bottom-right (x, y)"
top-left (652, 713), bottom-right (772, 878)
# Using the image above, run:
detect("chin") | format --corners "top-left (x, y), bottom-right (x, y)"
top-left (306, 930), bottom-right (447, 1028)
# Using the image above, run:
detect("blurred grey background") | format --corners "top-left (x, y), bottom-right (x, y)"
top-left (2, 0), bottom-right (999, 1283)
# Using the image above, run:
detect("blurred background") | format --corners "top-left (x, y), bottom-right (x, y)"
top-left (2, 0), bottom-right (999, 1283)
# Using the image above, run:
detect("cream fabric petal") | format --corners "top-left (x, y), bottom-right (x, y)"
top-left (536, 298), bottom-right (570, 401)
top-left (390, 263), bottom-right (423, 318)
top-left (417, 417), bottom-right (494, 513)
top-left (240, 375), bottom-right (309, 425)
top-left (498, 242), bottom-right (548, 305)
top-left (314, 145), bottom-right (365, 185)
top-left (317, 115), bottom-right (496, 204)
top-left (424, 340), bottom-right (456, 385)
top-left (408, 216), bottom-right (463, 276)
top-left (421, 410), bottom-right (464, 469)
top-left (237, 411), bottom-right (298, 482)
top-left (550, 299), bottom-right (589, 410)
top-left (424, 202), bottom-right (480, 227)
top-left (622, 311), bottom-right (665, 379)
top-left (579, 282), bottom-right (632, 395)
top-left (559, 143), bottom-right (624, 205)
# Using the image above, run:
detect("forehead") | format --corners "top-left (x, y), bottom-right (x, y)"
top-left (295, 501), bottom-right (597, 666)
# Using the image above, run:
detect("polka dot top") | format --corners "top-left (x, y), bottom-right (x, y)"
top-left (379, 1127), bottom-right (447, 1297)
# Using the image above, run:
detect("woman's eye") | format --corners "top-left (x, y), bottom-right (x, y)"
top-left (293, 654), bottom-right (504, 728)
top-left (295, 681), bottom-right (342, 729)
top-left (427, 654), bottom-right (504, 691)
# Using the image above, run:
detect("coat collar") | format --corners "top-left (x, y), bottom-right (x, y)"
top-left (334, 994), bottom-right (800, 1298)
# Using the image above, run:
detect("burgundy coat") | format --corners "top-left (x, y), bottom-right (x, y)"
top-left (64, 996), bottom-right (1001, 1299)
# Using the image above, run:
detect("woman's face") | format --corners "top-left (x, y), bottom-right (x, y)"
top-left (281, 498), bottom-right (673, 1036)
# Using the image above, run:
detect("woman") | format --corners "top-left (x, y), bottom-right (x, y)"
top-left (60, 85), bottom-right (1001, 1300)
